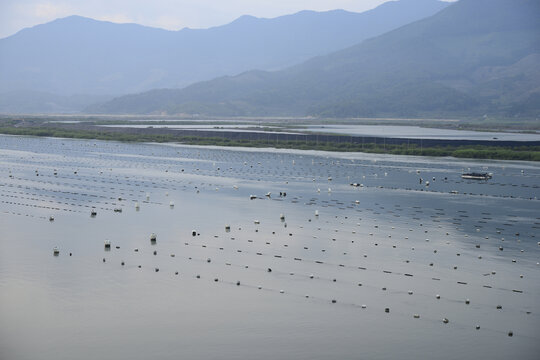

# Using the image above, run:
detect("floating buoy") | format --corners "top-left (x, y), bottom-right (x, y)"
top-left (443, 318), bottom-right (449, 324)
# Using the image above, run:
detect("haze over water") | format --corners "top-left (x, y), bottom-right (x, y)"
top-left (0, 135), bottom-right (539, 359)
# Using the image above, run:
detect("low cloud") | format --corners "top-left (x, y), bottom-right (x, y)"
top-left (96, 14), bottom-right (135, 24)
top-left (31, 2), bottom-right (73, 19)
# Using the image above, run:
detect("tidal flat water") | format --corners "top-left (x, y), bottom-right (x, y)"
top-left (0, 135), bottom-right (539, 360)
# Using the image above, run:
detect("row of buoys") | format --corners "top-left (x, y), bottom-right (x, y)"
top-left (97, 243), bottom-right (520, 336)
top-left (108, 219), bottom-right (525, 327)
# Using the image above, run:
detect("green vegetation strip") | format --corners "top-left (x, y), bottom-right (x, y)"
top-left (1, 127), bottom-right (538, 161)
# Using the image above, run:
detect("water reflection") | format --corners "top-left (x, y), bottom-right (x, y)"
top-left (0, 135), bottom-right (539, 360)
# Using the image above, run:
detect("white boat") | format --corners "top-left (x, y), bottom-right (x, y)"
top-left (461, 172), bottom-right (492, 180)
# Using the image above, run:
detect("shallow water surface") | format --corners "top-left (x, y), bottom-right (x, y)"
top-left (0, 135), bottom-right (539, 360)
top-left (302, 125), bottom-right (540, 141)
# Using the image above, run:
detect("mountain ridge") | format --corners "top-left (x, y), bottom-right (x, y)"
top-left (90, 0), bottom-right (540, 118)
top-left (0, 0), bottom-right (449, 99)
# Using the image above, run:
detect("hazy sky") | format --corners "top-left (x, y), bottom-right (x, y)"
top-left (0, 0), bottom-right (453, 39)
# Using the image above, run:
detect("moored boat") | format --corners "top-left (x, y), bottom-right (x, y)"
top-left (461, 172), bottom-right (492, 180)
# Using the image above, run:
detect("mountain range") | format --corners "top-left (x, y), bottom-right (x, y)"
top-left (0, 0), bottom-right (449, 113)
top-left (91, 0), bottom-right (540, 119)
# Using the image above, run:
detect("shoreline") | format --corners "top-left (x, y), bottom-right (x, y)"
top-left (1, 124), bottom-right (539, 162)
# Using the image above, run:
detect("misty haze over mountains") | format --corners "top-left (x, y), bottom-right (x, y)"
top-left (0, 0), bottom-right (449, 113)
top-left (0, 0), bottom-right (538, 119)
top-left (91, 0), bottom-right (540, 119)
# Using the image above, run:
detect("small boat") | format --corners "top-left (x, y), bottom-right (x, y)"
top-left (461, 172), bottom-right (492, 180)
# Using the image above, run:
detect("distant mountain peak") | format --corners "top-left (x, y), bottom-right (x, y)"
top-left (88, 0), bottom-right (540, 118)
top-left (0, 0), bottom-right (451, 114)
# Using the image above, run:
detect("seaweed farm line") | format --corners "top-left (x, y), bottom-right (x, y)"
top-left (0, 135), bottom-right (539, 360)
